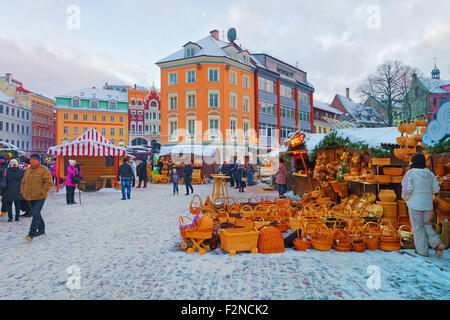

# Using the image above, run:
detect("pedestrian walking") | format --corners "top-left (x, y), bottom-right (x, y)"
top-left (157, 159), bottom-right (164, 175)
top-left (238, 164), bottom-right (248, 193)
top-left (167, 158), bottom-right (174, 180)
top-left (171, 169), bottom-right (180, 195)
top-left (276, 157), bottom-right (288, 196)
top-left (3, 159), bottom-right (23, 222)
top-left (0, 153), bottom-right (10, 217)
top-left (226, 163), bottom-right (234, 187)
top-left (50, 162), bottom-right (57, 185)
top-left (21, 154), bottom-right (53, 241)
top-left (402, 153), bottom-right (445, 258)
top-left (65, 160), bottom-right (80, 205)
top-left (232, 160), bottom-right (240, 189)
top-left (129, 158), bottom-right (137, 187)
top-left (118, 157), bottom-right (135, 200)
top-left (183, 161), bottom-right (194, 195)
top-left (136, 158), bottom-right (148, 188)
top-left (19, 158), bottom-right (32, 217)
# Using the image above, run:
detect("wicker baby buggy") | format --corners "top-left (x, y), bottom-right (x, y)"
top-left (257, 226), bottom-right (285, 254)
top-left (179, 215), bottom-right (214, 255)
top-left (220, 228), bottom-right (259, 255)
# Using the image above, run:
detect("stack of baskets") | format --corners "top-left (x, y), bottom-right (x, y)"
top-left (377, 189), bottom-right (398, 226)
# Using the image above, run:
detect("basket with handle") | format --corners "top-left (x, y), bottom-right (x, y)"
top-left (241, 205), bottom-right (255, 220)
top-left (190, 195), bottom-right (203, 215)
top-left (332, 229), bottom-right (352, 252)
top-left (253, 217), bottom-right (270, 230)
top-left (398, 224), bottom-right (415, 249)
top-left (405, 119), bottom-right (417, 135)
top-left (415, 114), bottom-right (428, 127)
top-left (293, 227), bottom-right (311, 251)
top-left (310, 224), bottom-right (333, 251)
top-left (363, 222), bottom-right (380, 250)
top-left (406, 135), bottom-right (418, 147)
top-left (396, 132), bottom-right (406, 146)
top-left (397, 119), bottom-right (408, 134)
top-left (311, 186), bottom-right (324, 199)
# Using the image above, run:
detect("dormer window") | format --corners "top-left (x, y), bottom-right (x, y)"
top-left (109, 101), bottom-right (117, 110)
top-left (186, 47), bottom-right (195, 58)
top-left (72, 98), bottom-right (80, 107)
top-left (183, 42), bottom-right (201, 58)
top-left (90, 100), bottom-right (98, 108)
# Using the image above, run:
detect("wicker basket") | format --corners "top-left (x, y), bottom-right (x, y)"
top-left (391, 175), bottom-right (404, 183)
top-left (382, 167), bottom-right (403, 176)
top-left (372, 158), bottom-right (391, 166)
top-left (310, 224), bottom-right (333, 251)
top-left (352, 240), bottom-right (366, 252)
top-left (435, 222), bottom-right (450, 249)
top-left (257, 226), bottom-right (285, 254)
top-left (220, 228), bottom-right (259, 255)
top-left (376, 201), bottom-right (398, 226)
top-left (376, 175), bottom-right (393, 184)
top-left (397, 200), bottom-right (408, 217)
top-left (332, 230), bottom-right (352, 252)
top-left (293, 229), bottom-right (311, 251)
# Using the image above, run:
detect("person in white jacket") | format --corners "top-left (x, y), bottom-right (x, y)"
top-left (129, 159), bottom-right (137, 187)
top-left (401, 153), bottom-right (445, 258)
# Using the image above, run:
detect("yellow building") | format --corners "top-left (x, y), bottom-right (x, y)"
top-left (54, 87), bottom-right (128, 146)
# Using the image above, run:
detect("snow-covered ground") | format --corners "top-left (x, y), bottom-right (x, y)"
top-left (0, 183), bottom-right (448, 300)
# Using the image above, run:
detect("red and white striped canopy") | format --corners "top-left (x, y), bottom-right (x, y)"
top-left (48, 129), bottom-right (126, 157)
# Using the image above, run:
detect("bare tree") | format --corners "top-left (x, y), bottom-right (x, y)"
top-left (358, 60), bottom-right (418, 126)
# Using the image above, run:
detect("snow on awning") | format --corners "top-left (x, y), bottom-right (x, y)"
top-left (159, 144), bottom-right (218, 157)
top-left (333, 127), bottom-right (398, 149)
top-left (48, 129), bottom-right (126, 157)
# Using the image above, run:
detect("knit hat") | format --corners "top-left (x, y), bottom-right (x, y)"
top-left (30, 154), bottom-right (41, 160)
top-left (410, 153), bottom-right (426, 169)
top-left (9, 159), bottom-right (19, 167)
top-left (69, 159), bottom-right (76, 166)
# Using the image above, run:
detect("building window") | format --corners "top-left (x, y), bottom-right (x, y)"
top-left (90, 100), bottom-right (98, 108)
top-left (101, 128), bottom-right (106, 135)
top-left (119, 128), bottom-right (124, 136)
top-left (64, 113), bottom-right (68, 119)
top-left (72, 98), bottom-right (80, 107)
top-left (243, 95), bottom-right (250, 113)
top-left (186, 91), bottom-right (196, 109)
top-left (208, 90), bottom-right (220, 108)
top-left (280, 84), bottom-right (294, 99)
top-left (109, 101), bottom-right (117, 109)
top-left (168, 72), bottom-right (178, 86)
top-left (110, 116), bottom-right (115, 122)
top-left (92, 115), bottom-right (97, 121)
top-left (73, 127), bottom-right (78, 134)
top-left (63, 127), bottom-right (68, 134)
top-left (208, 68), bottom-right (219, 82)
top-left (243, 120), bottom-right (250, 137)
top-left (229, 92), bottom-right (237, 110)
top-left (186, 70), bottom-right (196, 83)
top-left (187, 119), bottom-right (196, 136)
top-left (169, 119), bottom-right (178, 140)
top-left (169, 93), bottom-right (178, 110)
top-left (110, 128), bottom-right (115, 135)
top-left (102, 115), bottom-right (106, 121)
top-left (185, 47), bottom-right (195, 58)
top-left (243, 75), bottom-right (250, 89)
top-left (229, 70), bottom-right (237, 85)
top-left (258, 77), bottom-right (275, 94)
top-left (281, 106), bottom-right (295, 119)
top-left (119, 116), bottom-right (123, 122)
top-left (230, 119), bottom-right (237, 134)
top-left (83, 114), bottom-right (88, 120)
top-left (259, 101), bottom-right (276, 116)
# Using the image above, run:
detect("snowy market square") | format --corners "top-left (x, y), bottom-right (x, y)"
top-left (0, 182), bottom-right (448, 300)
top-left (1, 0), bottom-right (450, 304)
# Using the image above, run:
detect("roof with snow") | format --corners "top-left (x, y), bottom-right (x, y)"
top-left (336, 95), bottom-right (385, 124)
top-left (56, 87), bottom-right (128, 102)
top-left (314, 100), bottom-right (343, 114)
top-left (417, 77), bottom-right (450, 94)
top-left (156, 35), bottom-right (254, 68)
top-left (159, 144), bottom-right (218, 158)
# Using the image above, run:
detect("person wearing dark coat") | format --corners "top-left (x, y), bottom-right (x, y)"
top-left (157, 160), bottom-right (164, 175)
top-left (237, 164), bottom-right (248, 193)
top-left (20, 158), bottom-right (32, 217)
top-left (183, 162), bottom-right (194, 195)
top-left (232, 161), bottom-right (240, 189)
top-left (3, 159), bottom-right (24, 221)
top-left (0, 154), bottom-right (10, 217)
top-left (117, 158), bottom-right (135, 200)
top-left (136, 159), bottom-right (148, 188)
top-left (225, 163), bottom-right (234, 187)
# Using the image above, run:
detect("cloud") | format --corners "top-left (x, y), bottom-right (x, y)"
top-left (0, 36), bottom-right (150, 97)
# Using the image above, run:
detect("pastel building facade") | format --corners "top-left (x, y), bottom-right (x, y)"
top-left (54, 87), bottom-right (128, 146)
top-left (156, 30), bottom-right (256, 150)
top-left (0, 73), bottom-right (55, 154)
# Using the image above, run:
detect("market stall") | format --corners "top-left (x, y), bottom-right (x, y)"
top-left (158, 144), bottom-right (219, 183)
top-left (47, 128), bottom-right (127, 191)
top-left (0, 142), bottom-right (24, 161)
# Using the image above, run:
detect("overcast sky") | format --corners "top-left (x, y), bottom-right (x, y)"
top-left (0, 0), bottom-right (449, 103)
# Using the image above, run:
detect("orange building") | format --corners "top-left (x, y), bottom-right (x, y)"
top-left (156, 30), bottom-right (256, 150)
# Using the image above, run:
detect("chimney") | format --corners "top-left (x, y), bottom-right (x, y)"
top-left (346, 88), bottom-right (350, 99)
top-left (210, 29), bottom-right (219, 41)
top-left (5, 73), bottom-right (11, 83)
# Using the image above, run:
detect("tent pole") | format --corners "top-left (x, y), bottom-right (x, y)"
top-left (115, 156), bottom-right (119, 188)
top-left (56, 155), bottom-right (61, 193)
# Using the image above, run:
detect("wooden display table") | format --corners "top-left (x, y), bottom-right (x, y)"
top-left (211, 174), bottom-right (229, 202)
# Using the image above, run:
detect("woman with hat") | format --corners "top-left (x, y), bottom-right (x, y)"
top-left (65, 159), bottom-right (79, 205)
top-left (3, 159), bottom-right (24, 222)
top-left (402, 153), bottom-right (445, 258)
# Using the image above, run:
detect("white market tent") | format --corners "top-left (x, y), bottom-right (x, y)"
top-left (159, 144), bottom-right (218, 160)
